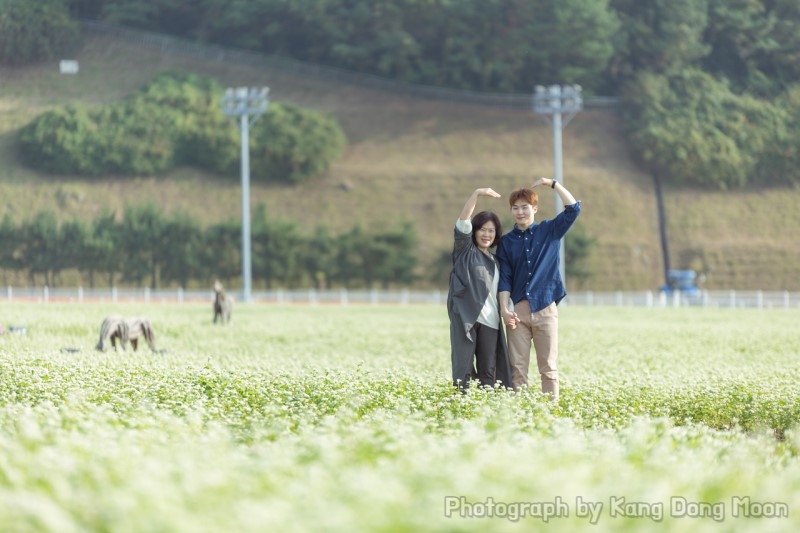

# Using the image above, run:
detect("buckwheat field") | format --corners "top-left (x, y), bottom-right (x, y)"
top-left (1, 302), bottom-right (799, 532)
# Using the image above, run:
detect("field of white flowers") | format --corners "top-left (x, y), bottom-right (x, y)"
top-left (1, 301), bottom-right (799, 532)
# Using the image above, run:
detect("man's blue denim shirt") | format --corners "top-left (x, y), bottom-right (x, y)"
top-left (496, 201), bottom-right (581, 313)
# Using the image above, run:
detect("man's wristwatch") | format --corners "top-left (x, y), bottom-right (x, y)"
top-left (551, 179), bottom-right (557, 189)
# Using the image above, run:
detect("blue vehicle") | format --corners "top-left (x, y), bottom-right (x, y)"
top-left (660, 269), bottom-right (700, 297)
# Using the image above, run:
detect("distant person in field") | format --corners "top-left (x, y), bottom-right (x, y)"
top-left (497, 178), bottom-right (581, 400)
top-left (213, 279), bottom-right (233, 324)
top-left (447, 187), bottom-right (512, 389)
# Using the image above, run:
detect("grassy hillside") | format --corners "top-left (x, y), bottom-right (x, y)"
top-left (1, 33), bottom-right (798, 291)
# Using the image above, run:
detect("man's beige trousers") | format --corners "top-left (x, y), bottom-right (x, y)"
top-left (507, 300), bottom-right (559, 400)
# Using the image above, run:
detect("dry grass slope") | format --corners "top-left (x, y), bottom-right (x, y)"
top-left (1, 34), bottom-right (798, 290)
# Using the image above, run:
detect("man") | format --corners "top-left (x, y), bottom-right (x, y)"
top-left (496, 177), bottom-right (581, 400)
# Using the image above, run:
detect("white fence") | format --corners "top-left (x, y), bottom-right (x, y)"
top-left (4, 286), bottom-right (800, 309)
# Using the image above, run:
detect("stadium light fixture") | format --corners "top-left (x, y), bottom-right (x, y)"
top-left (532, 84), bottom-right (582, 287)
top-left (222, 86), bottom-right (269, 303)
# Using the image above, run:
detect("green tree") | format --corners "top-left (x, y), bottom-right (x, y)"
top-left (199, 220), bottom-right (241, 287)
top-left (19, 71), bottom-right (346, 182)
top-left (86, 0), bottom-right (622, 94)
top-left (118, 203), bottom-right (166, 289)
top-left (18, 211), bottom-right (60, 287)
top-left (610, 0), bottom-right (710, 80)
top-left (87, 210), bottom-right (122, 288)
top-left (761, 0), bottom-right (800, 88)
top-left (565, 222), bottom-right (596, 287)
top-left (64, 0), bottom-right (108, 19)
top-left (0, 214), bottom-right (22, 285)
top-left (249, 102), bottom-right (347, 184)
top-left (331, 221), bottom-right (418, 289)
top-left (0, 0), bottom-right (80, 66)
top-left (159, 211), bottom-right (204, 288)
top-left (703, 0), bottom-right (778, 95)
top-left (758, 84), bottom-right (800, 185)
top-left (428, 248), bottom-right (454, 289)
top-left (18, 104), bottom-right (106, 175)
top-left (372, 220), bottom-right (417, 288)
top-left (101, 0), bottom-right (207, 36)
top-left (332, 224), bottom-right (368, 289)
top-left (622, 69), bottom-right (789, 188)
top-left (251, 205), bottom-right (304, 289)
top-left (523, 0), bottom-right (621, 90)
top-left (57, 219), bottom-right (90, 286)
top-left (302, 225), bottom-right (337, 290)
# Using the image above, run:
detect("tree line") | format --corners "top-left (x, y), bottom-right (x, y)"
top-left (0, 204), bottom-right (418, 291)
top-left (5, 0), bottom-right (799, 189)
top-left (52, 0), bottom-right (799, 97)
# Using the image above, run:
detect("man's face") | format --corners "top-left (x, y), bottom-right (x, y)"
top-left (511, 200), bottom-right (537, 229)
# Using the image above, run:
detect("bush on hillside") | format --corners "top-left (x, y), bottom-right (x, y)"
top-left (17, 71), bottom-right (347, 182)
top-left (18, 102), bottom-right (178, 176)
top-left (249, 103), bottom-right (347, 184)
top-left (0, 0), bottom-right (80, 66)
top-left (18, 105), bottom-right (109, 176)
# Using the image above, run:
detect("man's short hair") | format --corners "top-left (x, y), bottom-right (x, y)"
top-left (509, 188), bottom-right (538, 208)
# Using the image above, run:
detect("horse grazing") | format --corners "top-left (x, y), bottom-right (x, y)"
top-left (213, 280), bottom-right (233, 324)
top-left (96, 315), bottom-right (129, 351)
top-left (96, 315), bottom-right (157, 352)
top-left (126, 317), bottom-right (157, 352)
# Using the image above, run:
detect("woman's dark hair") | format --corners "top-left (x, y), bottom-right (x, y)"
top-left (471, 211), bottom-right (502, 248)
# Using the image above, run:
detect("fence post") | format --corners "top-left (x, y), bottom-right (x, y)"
top-left (401, 289), bottom-right (409, 305)
top-left (144, 287), bottom-right (150, 303)
top-left (112, 286), bottom-right (118, 303)
top-left (7, 286), bottom-right (11, 302)
top-left (756, 290), bottom-right (763, 309)
top-left (587, 291), bottom-right (594, 306)
top-left (645, 291), bottom-right (653, 307)
top-left (178, 287), bottom-right (184, 303)
top-left (371, 288), bottom-right (379, 305)
top-left (340, 288), bottom-right (348, 306)
top-left (615, 291), bottom-right (623, 306)
top-left (309, 288), bottom-right (318, 306)
top-left (729, 290), bottom-right (736, 308)
top-left (78, 286), bottom-right (83, 303)
top-left (785, 291), bottom-right (790, 309)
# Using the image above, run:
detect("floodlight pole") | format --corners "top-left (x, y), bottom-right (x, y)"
top-left (532, 84), bottom-right (582, 288)
top-left (222, 86), bottom-right (269, 303)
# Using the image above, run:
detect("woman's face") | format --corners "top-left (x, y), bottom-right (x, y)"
top-left (474, 221), bottom-right (496, 251)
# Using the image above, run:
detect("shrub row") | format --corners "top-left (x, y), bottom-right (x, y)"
top-left (0, 203), bottom-right (416, 291)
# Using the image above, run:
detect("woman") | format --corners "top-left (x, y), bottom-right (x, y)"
top-left (447, 187), bottom-right (513, 389)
